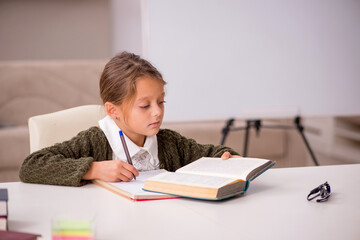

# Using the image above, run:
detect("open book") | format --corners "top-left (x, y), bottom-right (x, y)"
top-left (143, 157), bottom-right (275, 200)
top-left (93, 169), bottom-right (179, 201)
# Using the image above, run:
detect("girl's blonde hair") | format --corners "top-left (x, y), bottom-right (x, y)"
top-left (99, 52), bottom-right (166, 108)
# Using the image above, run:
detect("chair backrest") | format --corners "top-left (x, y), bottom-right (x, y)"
top-left (28, 105), bottom-right (106, 153)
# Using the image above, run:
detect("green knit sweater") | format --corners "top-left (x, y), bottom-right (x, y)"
top-left (19, 127), bottom-right (239, 186)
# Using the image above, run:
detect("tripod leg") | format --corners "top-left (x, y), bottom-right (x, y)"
top-left (243, 120), bottom-right (251, 157)
top-left (295, 116), bottom-right (320, 166)
top-left (220, 118), bottom-right (235, 145)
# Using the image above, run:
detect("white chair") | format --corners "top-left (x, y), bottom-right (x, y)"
top-left (28, 105), bottom-right (106, 153)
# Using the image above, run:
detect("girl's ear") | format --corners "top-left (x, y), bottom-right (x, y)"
top-left (104, 102), bottom-right (121, 119)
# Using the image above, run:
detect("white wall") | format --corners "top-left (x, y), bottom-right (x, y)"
top-left (141, 0), bottom-right (360, 121)
top-left (111, 0), bottom-right (143, 56)
top-left (4, 0), bottom-right (359, 121)
top-left (0, 0), bottom-right (111, 60)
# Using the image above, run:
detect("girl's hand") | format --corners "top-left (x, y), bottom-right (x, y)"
top-left (83, 160), bottom-right (139, 182)
top-left (221, 151), bottom-right (242, 160)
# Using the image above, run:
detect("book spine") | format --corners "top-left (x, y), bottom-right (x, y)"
top-left (244, 180), bottom-right (250, 192)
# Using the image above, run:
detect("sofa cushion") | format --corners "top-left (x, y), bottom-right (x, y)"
top-left (0, 126), bottom-right (29, 169)
top-left (0, 60), bottom-right (106, 125)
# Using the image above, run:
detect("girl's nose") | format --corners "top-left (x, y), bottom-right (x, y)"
top-left (152, 104), bottom-right (163, 117)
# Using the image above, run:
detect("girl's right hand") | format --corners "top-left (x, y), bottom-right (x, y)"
top-left (83, 160), bottom-right (139, 182)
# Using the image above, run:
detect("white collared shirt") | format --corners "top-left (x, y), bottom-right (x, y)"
top-left (98, 115), bottom-right (160, 171)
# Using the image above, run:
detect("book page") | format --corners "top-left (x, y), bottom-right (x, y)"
top-left (147, 172), bottom-right (238, 188)
top-left (108, 169), bottom-right (168, 196)
top-left (176, 157), bottom-right (270, 180)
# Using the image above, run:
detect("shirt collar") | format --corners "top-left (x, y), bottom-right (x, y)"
top-left (98, 115), bottom-right (158, 164)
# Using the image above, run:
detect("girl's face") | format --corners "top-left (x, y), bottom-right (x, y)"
top-left (117, 76), bottom-right (165, 146)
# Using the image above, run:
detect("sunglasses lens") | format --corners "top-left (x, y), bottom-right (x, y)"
top-left (317, 194), bottom-right (330, 202)
top-left (308, 182), bottom-right (331, 202)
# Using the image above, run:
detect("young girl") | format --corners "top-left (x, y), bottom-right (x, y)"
top-left (19, 52), bottom-right (239, 186)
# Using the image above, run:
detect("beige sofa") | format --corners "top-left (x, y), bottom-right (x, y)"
top-left (0, 60), bottom-right (311, 182)
top-left (0, 60), bottom-right (106, 182)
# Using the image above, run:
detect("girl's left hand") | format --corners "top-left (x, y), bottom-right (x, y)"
top-left (221, 151), bottom-right (242, 160)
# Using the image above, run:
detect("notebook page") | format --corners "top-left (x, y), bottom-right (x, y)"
top-left (108, 169), bottom-right (167, 196)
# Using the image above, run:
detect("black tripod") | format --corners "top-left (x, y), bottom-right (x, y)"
top-left (220, 116), bottom-right (319, 166)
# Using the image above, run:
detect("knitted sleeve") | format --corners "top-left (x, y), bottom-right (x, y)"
top-left (157, 129), bottom-right (240, 172)
top-left (19, 127), bottom-right (112, 187)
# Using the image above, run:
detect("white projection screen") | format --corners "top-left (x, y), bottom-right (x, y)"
top-left (142, 0), bottom-right (360, 121)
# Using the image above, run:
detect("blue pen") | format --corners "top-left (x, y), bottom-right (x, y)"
top-left (119, 130), bottom-right (136, 180)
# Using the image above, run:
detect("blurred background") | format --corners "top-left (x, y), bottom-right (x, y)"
top-left (0, 0), bottom-right (359, 182)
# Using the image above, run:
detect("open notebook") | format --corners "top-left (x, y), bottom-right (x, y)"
top-left (93, 169), bottom-right (179, 201)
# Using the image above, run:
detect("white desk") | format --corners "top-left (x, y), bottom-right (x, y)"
top-left (1, 164), bottom-right (359, 240)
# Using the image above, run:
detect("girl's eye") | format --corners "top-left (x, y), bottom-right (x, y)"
top-left (140, 101), bottom-right (165, 109)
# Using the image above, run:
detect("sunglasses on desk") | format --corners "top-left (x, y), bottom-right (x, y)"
top-left (307, 181), bottom-right (331, 202)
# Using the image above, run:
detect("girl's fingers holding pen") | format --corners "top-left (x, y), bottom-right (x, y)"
top-left (122, 161), bottom-right (139, 177)
top-left (85, 160), bottom-right (138, 182)
top-left (115, 161), bottom-right (138, 181)
top-left (117, 172), bottom-right (133, 182)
